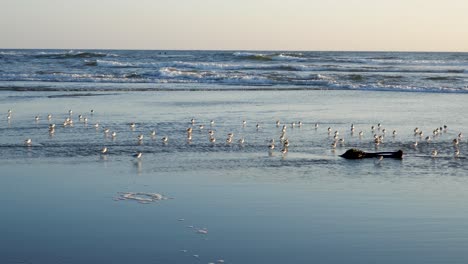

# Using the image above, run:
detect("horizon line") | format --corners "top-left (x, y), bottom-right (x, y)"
top-left (1, 47), bottom-right (467, 53)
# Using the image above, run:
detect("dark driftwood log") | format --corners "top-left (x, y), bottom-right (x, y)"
top-left (340, 149), bottom-right (403, 159)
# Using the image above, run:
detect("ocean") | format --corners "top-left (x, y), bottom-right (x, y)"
top-left (0, 49), bottom-right (467, 92)
top-left (1, 50), bottom-right (468, 264)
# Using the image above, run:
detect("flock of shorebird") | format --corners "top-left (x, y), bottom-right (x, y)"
top-left (6, 108), bottom-right (464, 160)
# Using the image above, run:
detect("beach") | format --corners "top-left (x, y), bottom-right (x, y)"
top-left (1, 88), bottom-right (468, 263)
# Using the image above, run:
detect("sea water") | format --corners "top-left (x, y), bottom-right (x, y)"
top-left (1, 50), bottom-right (468, 264)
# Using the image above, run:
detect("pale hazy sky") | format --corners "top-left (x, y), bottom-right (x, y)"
top-left (1, 0), bottom-right (467, 51)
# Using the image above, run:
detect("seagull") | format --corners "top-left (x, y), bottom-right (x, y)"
top-left (129, 122), bottom-right (136, 129)
top-left (101, 147), bottom-right (108, 154)
top-left (150, 130), bottom-right (156, 137)
top-left (24, 138), bottom-right (32, 145)
top-left (137, 134), bottom-right (144, 141)
top-left (275, 120), bottom-right (280, 127)
top-left (68, 109), bottom-right (73, 115)
top-left (210, 120), bottom-right (215, 126)
top-left (315, 123), bottom-right (319, 129)
top-left (47, 114), bottom-right (52, 120)
top-left (209, 137), bottom-right (216, 143)
top-left (162, 136), bottom-right (169, 143)
top-left (238, 137), bottom-right (245, 144)
top-left (243, 120), bottom-right (247, 127)
top-left (111, 131), bottom-right (117, 138)
top-left (133, 152), bottom-right (143, 159)
top-left (431, 150), bottom-right (438, 158)
top-left (90, 109), bottom-right (94, 115)
top-left (453, 138), bottom-right (459, 146)
top-left (454, 149), bottom-right (460, 158)
top-left (191, 118), bottom-right (195, 125)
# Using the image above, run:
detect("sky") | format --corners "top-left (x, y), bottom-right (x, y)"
top-left (1, 0), bottom-right (468, 51)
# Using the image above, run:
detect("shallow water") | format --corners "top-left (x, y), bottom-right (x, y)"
top-left (1, 90), bottom-right (468, 263)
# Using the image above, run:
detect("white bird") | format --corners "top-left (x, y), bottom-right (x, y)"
top-left (133, 152), bottom-right (143, 159)
top-left (431, 150), bottom-right (438, 158)
top-left (454, 149), bottom-right (460, 158)
top-left (101, 147), bottom-right (108, 154)
top-left (238, 138), bottom-right (245, 144)
top-left (129, 122), bottom-right (136, 129)
top-left (150, 130), bottom-right (156, 137)
top-left (209, 137), bottom-right (216, 143)
top-left (111, 131), bottom-right (117, 138)
top-left (24, 138), bottom-right (32, 145)
top-left (47, 114), bottom-right (52, 120)
top-left (162, 136), bottom-right (169, 143)
top-left (137, 134), bottom-right (144, 141)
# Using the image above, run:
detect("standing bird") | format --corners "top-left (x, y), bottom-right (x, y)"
top-left (101, 147), bottom-right (108, 154)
